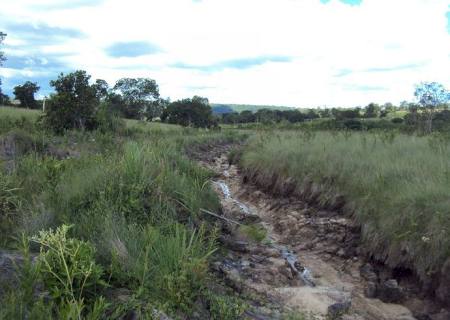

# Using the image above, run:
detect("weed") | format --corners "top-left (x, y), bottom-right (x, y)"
top-left (239, 224), bottom-right (267, 243)
top-left (206, 291), bottom-right (248, 320)
top-left (32, 225), bottom-right (106, 305)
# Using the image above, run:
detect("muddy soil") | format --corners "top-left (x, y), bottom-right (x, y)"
top-left (198, 144), bottom-right (449, 320)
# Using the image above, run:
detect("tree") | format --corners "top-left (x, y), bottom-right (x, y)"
top-left (113, 78), bottom-right (161, 120)
top-left (161, 96), bottom-right (216, 128)
top-left (13, 81), bottom-right (40, 109)
top-left (334, 108), bottom-right (360, 120)
top-left (305, 109), bottom-right (320, 120)
top-left (221, 112), bottom-right (239, 124)
top-left (44, 70), bottom-right (100, 133)
top-left (239, 110), bottom-right (256, 123)
top-left (414, 82), bottom-right (450, 132)
top-left (93, 79), bottom-right (109, 100)
top-left (0, 93), bottom-right (11, 106)
top-left (0, 32), bottom-right (6, 103)
top-left (281, 110), bottom-right (305, 123)
top-left (318, 108), bottom-right (332, 118)
top-left (364, 103), bottom-right (380, 118)
top-left (255, 108), bottom-right (276, 124)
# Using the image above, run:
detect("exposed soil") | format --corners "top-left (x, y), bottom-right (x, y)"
top-left (197, 144), bottom-right (450, 320)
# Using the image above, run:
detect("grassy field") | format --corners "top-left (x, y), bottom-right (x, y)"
top-left (240, 130), bottom-right (450, 282)
top-left (0, 107), bottom-right (247, 319)
top-left (0, 106), bottom-right (42, 119)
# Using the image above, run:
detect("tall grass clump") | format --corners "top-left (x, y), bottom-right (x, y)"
top-left (241, 130), bottom-right (450, 281)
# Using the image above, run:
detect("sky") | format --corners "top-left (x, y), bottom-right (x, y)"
top-left (0, 0), bottom-right (449, 108)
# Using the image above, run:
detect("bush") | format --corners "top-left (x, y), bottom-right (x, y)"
top-left (43, 71), bottom-right (101, 133)
top-left (343, 119), bottom-right (363, 130)
top-left (391, 117), bottom-right (404, 124)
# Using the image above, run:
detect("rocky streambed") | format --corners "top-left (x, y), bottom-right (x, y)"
top-left (197, 144), bottom-right (449, 320)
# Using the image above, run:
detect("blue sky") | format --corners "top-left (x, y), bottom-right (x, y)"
top-left (0, 0), bottom-right (449, 107)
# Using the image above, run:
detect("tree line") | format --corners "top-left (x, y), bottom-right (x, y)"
top-left (1, 31), bottom-right (449, 133)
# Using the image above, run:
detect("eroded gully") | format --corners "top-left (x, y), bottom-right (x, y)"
top-left (197, 145), bottom-right (439, 320)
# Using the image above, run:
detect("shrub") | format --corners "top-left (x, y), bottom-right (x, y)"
top-left (43, 71), bottom-right (101, 133)
top-left (343, 119), bottom-right (363, 130)
top-left (391, 117), bottom-right (404, 124)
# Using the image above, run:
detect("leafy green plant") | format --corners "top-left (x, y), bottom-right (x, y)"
top-left (32, 225), bottom-right (106, 306)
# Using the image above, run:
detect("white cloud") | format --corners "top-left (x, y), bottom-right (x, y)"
top-left (1, 0), bottom-right (449, 107)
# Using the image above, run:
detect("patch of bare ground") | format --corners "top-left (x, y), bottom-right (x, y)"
top-left (196, 144), bottom-right (450, 320)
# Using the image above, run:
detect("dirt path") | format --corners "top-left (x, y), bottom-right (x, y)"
top-left (198, 146), bottom-right (435, 320)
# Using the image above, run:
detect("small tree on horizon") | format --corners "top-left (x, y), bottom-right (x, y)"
top-left (13, 81), bottom-right (40, 109)
top-left (414, 82), bottom-right (450, 133)
top-left (0, 32), bottom-right (6, 104)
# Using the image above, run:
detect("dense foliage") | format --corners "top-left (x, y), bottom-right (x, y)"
top-left (162, 96), bottom-right (217, 128)
top-left (13, 81), bottom-right (40, 109)
top-left (113, 77), bottom-right (164, 120)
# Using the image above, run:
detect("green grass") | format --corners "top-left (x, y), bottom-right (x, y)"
top-left (125, 118), bottom-right (185, 132)
top-left (0, 106), bottom-right (42, 120)
top-left (240, 130), bottom-right (450, 281)
top-left (0, 112), bottom-right (246, 318)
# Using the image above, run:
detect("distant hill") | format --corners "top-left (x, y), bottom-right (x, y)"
top-left (211, 103), bottom-right (294, 114)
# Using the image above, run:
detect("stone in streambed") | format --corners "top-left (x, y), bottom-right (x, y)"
top-left (378, 279), bottom-right (405, 303)
top-left (328, 300), bottom-right (352, 319)
top-left (359, 263), bottom-right (378, 282)
top-left (436, 258), bottom-right (450, 303)
top-left (364, 281), bottom-right (378, 298)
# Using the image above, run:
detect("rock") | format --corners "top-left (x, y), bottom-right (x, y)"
top-left (219, 236), bottom-right (250, 253)
top-left (239, 213), bottom-right (262, 224)
top-left (328, 300), bottom-right (351, 319)
top-left (436, 258), bottom-right (450, 303)
top-left (278, 265), bottom-right (293, 280)
top-left (360, 264), bottom-right (378, 282)
top-left (264, 248), bottom-right (280, 258)
top-left (364, 281), bottom-right (377, 298)
top-left (336, 248), bottom-right (346, 257)
top-left (430, 310), bottom-right (450, 320)
top-left (0, 250), bottom-right (31, 297)
top-left (152, 309), bottom-right (173, 320)
top-left (46, 145), bottom-right (70, 159)
top-left (378, 279), bottom-right (404, 303)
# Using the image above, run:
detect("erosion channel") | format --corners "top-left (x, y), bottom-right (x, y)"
top-left (196, 144), bottom-right (448, 320)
